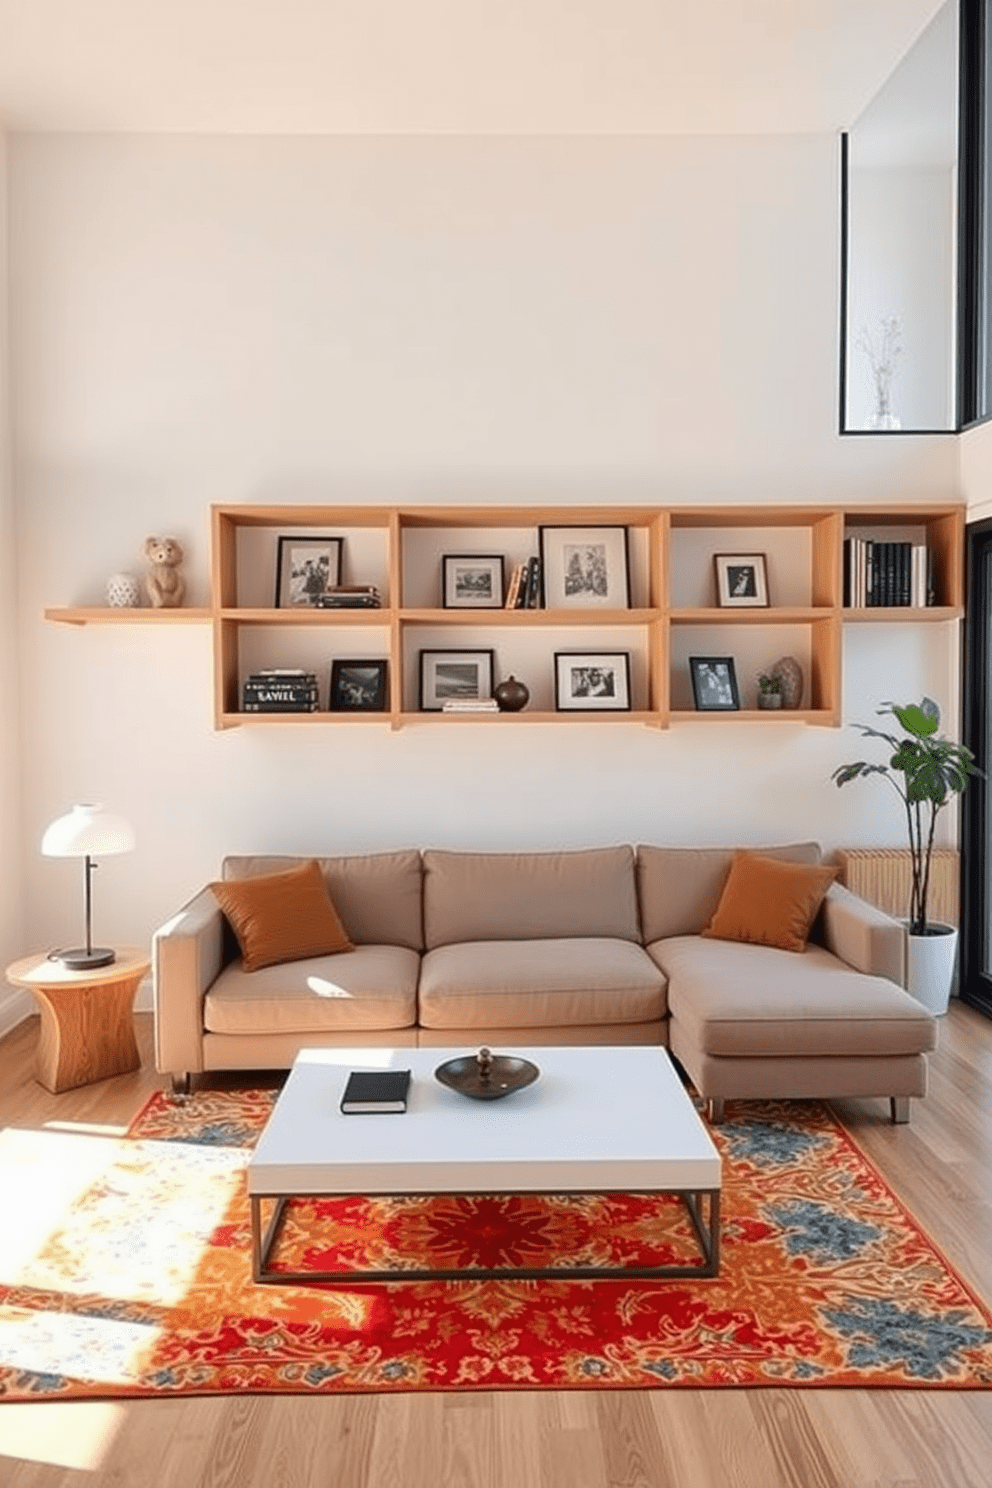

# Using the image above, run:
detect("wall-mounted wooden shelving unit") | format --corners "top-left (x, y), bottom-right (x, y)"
top-left (45, 501), bottom-right (965, 730)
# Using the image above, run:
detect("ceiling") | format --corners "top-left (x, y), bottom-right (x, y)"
top-left (0, 0), bottom-right (948, 135)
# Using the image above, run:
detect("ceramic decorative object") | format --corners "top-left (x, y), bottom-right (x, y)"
top-left (771, 656), bottom-right (804, 709)
top-left (757, 692), bottom-right (782, 710)
top-left (493, 675), bottom-right (530, 712)
top-left (435, 1047), bottom-right (540, 1100)
top-left (105, 572), bottom-right (141, 608)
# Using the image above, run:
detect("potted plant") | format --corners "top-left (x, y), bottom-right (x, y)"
top-left (757, 672), bottom-right (784, 709)
top-left (832, 698), bottom-right (980, 1014)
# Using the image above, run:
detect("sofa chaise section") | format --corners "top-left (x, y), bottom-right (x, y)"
top-left (637, 845), bottom-right (937, 1122)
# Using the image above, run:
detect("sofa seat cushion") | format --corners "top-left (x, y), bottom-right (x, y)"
top-left (648, 935), bottom-right (937, 1059)
top-left (204, 944), bottom-right (420, 1036)
top-left (418, 938), bottom-right (667, 1030)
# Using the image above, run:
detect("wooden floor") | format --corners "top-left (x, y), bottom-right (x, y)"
top-left (1, 1008), bottom-right (992, 1487)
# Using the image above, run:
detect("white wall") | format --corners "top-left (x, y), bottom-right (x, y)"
top-left (0, 130), bottom-right (28, 1034)
top-left (6, 133), bottom-right (961, 967)
top-left (846, 165), bottom-right (956, 430)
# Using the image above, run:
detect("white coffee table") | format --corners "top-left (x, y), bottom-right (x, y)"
top-left (247, 1044), bottom-right (722, 1284)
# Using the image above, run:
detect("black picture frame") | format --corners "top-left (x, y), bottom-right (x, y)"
top-left (554, 651), bottom-right (632, 712)
top-left (419, 649), bottom-right (496, 711)
top-left (441, 554), bottom-right (505, 609)
top-left (329, 659), bottom-right (388, 712)
top-left (713, 553), bottom-right (769, 608)
top-left (689, 656), bottom-right (740, 711)
top-left (539, 526), bottom-right (631, 609)
top-left (275, 536), bottom-right (344, 608)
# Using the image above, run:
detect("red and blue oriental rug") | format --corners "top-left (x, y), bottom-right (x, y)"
top-left (1, 1088), bottom-right (991, 1398)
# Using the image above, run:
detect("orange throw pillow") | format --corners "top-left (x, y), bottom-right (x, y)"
top-left (209, 859), bottom-right (354, 971)
top-left (701, 851), bottom-right (838, 953)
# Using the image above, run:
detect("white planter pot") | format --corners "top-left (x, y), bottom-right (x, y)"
top-left (904, 923), bottom-right (958, 1016)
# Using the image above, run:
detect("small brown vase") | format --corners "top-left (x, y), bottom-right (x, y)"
top-left (493, 675), bottom-right (530, 712)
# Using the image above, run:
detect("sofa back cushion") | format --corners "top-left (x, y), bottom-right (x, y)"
top-left (423, 846), bottom-right (640, 949)
top-left (222, 851), bottom-right (424, 951)
top-left (636, 842), bottom-right (823, 943)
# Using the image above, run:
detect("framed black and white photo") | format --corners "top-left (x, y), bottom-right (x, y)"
top-left (689, 656), bottom-right (740, 711)
top-left (539, 526), bottom-right (630, 609)
top-left (554, 651), bottom-right (631, 712)
top-left (275, 536), bottom-right (344, 608)
top-left (419, 649), bottom-right (495, 711)
top-left (714, 553), bottom-right (769, 608)
top-left (441, 554), bottom-right (505, 609)
top-left (329, 659), bottom-right (388, 712)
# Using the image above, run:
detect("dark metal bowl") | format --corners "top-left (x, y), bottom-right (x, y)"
top-left (435, 1047), bottom-right (540, 1100)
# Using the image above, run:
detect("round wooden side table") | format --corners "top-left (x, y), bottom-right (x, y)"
top-left (5, 946), bottom-right (150, 1093)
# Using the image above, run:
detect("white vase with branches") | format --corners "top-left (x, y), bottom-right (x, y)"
top-left (857, 316), bottom-right (903, 430)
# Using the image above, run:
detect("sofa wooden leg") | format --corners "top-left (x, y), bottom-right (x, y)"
top-left (890, 1096), bottom-right (911, 1124)
top-left (170, 1073), bottom-right (191, 1100)
top-left (707, 1097), bottom-right (726, 1124)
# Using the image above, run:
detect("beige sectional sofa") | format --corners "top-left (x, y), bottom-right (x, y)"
top-left (153, 842), bottom-right (937, 1123)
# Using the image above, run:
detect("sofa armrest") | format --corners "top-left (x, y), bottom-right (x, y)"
top-left (820, 882), bottom-right (905, 986)
top-left (153, 887), bottom-right (227, 1079)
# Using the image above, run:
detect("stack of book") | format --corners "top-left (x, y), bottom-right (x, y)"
top-left (441, 697), bottom-right (500, 713)
top-left (504, 557), bottom-right (542, 609)
top-left (844, 537), bottom-right (932, 608)
top-left (315, 585), bottom-right (382, 609)
top-left (242, 669), bottom-right (320, 712)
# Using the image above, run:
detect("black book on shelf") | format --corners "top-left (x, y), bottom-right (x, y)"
top-left (897, 541), bottom-right (912, 606)
top-left (525, 555), bottom-right (542, 608)
top-left (340, 1068), bottom-right (411, 1114)
top-left (843, 537), bottom-right (851, 607)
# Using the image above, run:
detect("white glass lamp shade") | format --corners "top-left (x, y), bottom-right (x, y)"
top-left (41, 804), bottom-right (135, 970)
top-left (42, 803), bottom-right (136, 859)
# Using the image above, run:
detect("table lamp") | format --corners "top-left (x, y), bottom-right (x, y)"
top-left (41, 803), bottom-right (136, 969)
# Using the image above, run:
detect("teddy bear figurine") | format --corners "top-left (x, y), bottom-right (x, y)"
top-left (144, 536), bottom-right (186, 608)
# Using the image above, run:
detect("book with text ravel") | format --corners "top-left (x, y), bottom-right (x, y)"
top-left (340, 1068), bottom-right (411, 1114)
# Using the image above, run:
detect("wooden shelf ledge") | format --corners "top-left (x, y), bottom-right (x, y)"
top-left (45, 607), bottom-right (212, 625)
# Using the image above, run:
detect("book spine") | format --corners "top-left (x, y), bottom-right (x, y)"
top-left (898, 542), bottom-right (911, 606)
top-left (843, 538), bottom-right (851, 608)
top-left (515, 559), bottom-right (532, 609)
top-left (865, 541), bottom-right (875, 607)
top-left (243, 700), bottom-right (320, 712)
top-left (524, 556), bottom-right (542, 609)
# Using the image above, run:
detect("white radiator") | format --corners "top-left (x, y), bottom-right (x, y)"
top-left (834, 847), bottom-right (959, 928)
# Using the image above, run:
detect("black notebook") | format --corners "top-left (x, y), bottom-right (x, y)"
top-left (340, 1068), bottom-right (411, 1114)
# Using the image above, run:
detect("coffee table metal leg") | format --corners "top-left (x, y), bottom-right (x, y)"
top-left (682, 1189), bottom-right (720, 1276)
top-left (251, 1195), bottom-right (289, 1283)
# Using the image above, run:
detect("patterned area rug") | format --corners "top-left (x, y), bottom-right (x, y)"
top-left (2, 1088), bottom-right (992, 1398)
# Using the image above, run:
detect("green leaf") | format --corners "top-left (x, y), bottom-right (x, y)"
top-left (832, 762), bottom-right (889, 787)
top-left (892, 702), bottom-right (940, 738)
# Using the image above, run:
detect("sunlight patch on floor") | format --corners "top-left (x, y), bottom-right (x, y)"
top-left (0, 1125), bottom-right (248, 1306)
top-left (44, 1118), bottom-right (131, 1137)
top-left (0, 1398), bottom-right (126, 1470)
top-left (0, 1306), bottom-right (161, 1387)
top-left (0, 1127), bottom-right (129, 1283)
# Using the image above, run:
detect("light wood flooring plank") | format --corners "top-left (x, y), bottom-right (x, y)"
top-left (3, 1007), bottom-right (992, 1488)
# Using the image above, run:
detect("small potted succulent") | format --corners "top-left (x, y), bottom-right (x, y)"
top-left (757, 672), bottom-right (784, 709)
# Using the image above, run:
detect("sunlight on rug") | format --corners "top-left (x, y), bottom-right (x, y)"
top-left (1, 1088), bottom-right (991, 1399)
